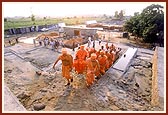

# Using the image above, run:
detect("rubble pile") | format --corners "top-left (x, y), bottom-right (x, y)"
top-left (35, 32), bottom-right (59, 40)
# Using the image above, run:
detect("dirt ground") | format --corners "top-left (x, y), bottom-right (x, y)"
top-left (3, 30), bottom-right (163, 111)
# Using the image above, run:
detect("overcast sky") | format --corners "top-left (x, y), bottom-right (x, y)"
top-left (3, 2), bottom-right (165, 18)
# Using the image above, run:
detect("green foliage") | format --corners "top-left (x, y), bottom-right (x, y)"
top-left (4, 18), bottom-right (7, 22)
top-left (114, 11), bottom-right (119, 18)
top-left (31, 14), bottom-right (35, 22)
top-left (119, 10), bottom-right (125, 19)
top-left (124, 4), bottom-right (164, 45)
top-left (43, 17), bottom-right (46, 20)
top-left (4, 17), bottom-right (105, 29)
top-left (134, 12), bottom-right (139, 16)
top-left (124, 13), bottom-right (143, 38)
top-left (114, 10), bottom-right (125, 19)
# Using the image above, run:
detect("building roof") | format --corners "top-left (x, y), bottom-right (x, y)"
top-left (58, 23), bottom-right (66, 27)
top-left (63, 25), bottom-right (103, 30)
top-left (85, 20), bottom-right (97, 25)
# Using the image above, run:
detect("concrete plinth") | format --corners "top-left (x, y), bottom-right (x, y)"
top-left (3, 84), bottom-right (26, 112)
top-left (113, 47), bottom-right (137, 72)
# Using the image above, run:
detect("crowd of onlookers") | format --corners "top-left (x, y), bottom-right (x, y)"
top-left (34, 37), bottom-right (65, 51)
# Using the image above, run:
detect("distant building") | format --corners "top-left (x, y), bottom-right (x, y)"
top-left (85, 20), bottom-right (97, 25)
top-left (58, 23), bottom-right (66, 33)
top-left (63, 25), bottom-right (102, 38)
top-left (58, 23), bottom-right (66, 28)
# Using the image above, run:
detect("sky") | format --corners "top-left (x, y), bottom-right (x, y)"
top-left (3, 2), bottom-right (165, 18)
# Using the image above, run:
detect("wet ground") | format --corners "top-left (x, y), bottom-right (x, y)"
top-left (4, 36), bottom-right (164, 111)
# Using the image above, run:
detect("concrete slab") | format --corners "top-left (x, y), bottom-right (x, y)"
top-left (19, 37), bottom-right (36, 44)
top-left (3, 84), bottom-right (26, 112)
top-left (157, 47), bottom-right (164, 98)
top-left (113, 48), bottom-right (137, 72)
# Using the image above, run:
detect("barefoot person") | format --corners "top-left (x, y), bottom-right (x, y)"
top-left (85, 53), bottom-right (100, 87)
top-left (53, 48), bottom-right (73, 86)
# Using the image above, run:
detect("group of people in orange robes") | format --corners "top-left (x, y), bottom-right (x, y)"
top-left (73, 45), bottom-right (88, 74)
top-left (53, 43), bottom-right (121, 87)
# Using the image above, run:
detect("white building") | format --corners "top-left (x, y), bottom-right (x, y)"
top-left (85, 20), bottom-right (97, 25)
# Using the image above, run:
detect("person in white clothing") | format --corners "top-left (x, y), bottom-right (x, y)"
top-left (50, 39), bottom-right (55, 51)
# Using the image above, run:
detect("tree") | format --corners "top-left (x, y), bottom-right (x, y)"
top-left (4, 18), bottom-right (7, 22)
top-left (141, 4), bottom-right (164, 44)
top-left (125, 13), bottom-right (143, 39)
top-left (103, 14), bottom-right (108, 18)
top-left (119, 10), bottom-right (125, 20)
top-left (114, 11), bottom-right (119, 18)
top-left (43, 17), bottom-right (46, 20)
top-left (124, 4), bottom-right (164, 46)
top-left (31, 14), bottom-right (35, 22)
top-left (134, 12), bottom-right (139, 16)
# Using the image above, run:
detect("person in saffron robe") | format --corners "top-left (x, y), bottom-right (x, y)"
top-left (97, 51), bottom-right (108, 76)
top-left (105, 50), bottom-right (112, 69)
top-left (73, 45), bottom-right (88, 74)
top-left (110, 49), bottom-right (116, 64)
top-left (53, 48), bottom-right (73, 86)
top-left (85, 53), bottom-right (100, 87)
top-left (96, 49), bottom-right (101, 59)
top-left (88, 48), bottom-right (97, 57)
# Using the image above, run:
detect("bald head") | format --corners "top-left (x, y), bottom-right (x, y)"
top-left (91, 53), bottom-right (97, 59)
top-left (62, 48), bottom-right (67, 54)
top-left (80, 45), bottom-right (85, 50)
top-left (100, 51), bottom-right (105, 56)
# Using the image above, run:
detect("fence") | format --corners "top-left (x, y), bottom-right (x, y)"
top-left (4, 24), bottom-right (58, 35)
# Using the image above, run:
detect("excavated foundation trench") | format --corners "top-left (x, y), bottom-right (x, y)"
top-left (4, 38), bottom-right (164, 111)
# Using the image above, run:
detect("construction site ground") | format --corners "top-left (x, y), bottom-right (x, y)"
top-left (3, 31), bottom-right (164, 112)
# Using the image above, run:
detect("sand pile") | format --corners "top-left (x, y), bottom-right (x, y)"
top-left (64, 38), bottom-right (88, 49)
